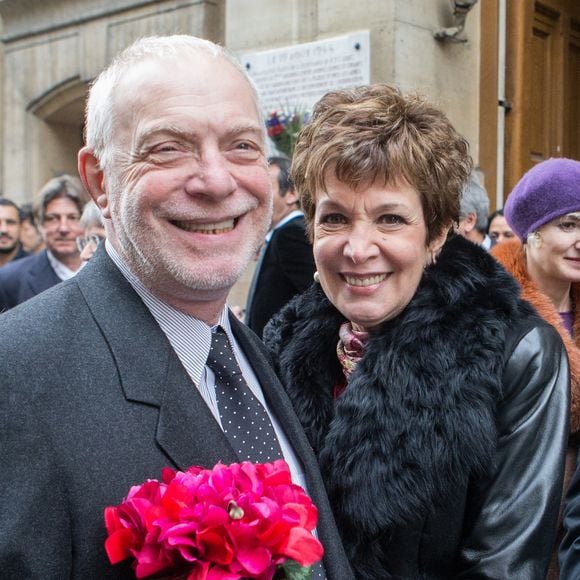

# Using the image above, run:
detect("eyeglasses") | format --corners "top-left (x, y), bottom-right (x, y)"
top-left (76, 234), bottom-right (104, 252)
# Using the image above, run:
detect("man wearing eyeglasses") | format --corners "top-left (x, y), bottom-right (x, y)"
top-left (0, 174), bottom-right (87, 311)
top-left (76, 200), bottom-right (106, 262)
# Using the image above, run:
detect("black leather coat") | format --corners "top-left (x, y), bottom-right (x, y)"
top-left (264, 235), bottom-right (569, 579)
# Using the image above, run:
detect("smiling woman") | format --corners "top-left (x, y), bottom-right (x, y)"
top-left (262, 84), bottom-right (570, 579)
top-left (312, 175), bottom-right (443, 330)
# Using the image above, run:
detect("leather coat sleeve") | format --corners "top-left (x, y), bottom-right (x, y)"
top-left (559, 446), bottom-right (580, 578)
top-left (456, 324), bottom-right (569, 579)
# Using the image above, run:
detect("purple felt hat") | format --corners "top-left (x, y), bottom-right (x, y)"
top-left (504, 158), bottom-right (580, 241)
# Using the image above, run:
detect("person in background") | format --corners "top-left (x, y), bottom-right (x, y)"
top-left (263, 84), bottom-right (569, 579)
top-left (245, 155), bottom-right (316, 337)
top-left (491, 159), bottom-right (580, 579)
top-left (19, 203), bottom-right (45, 254)
top-left (0, 174), bottom-right (86, 311)
top-left (456, 172), bottom-right (493, 249)
top-left (487, 208), bottom-right (515, 245)
top-left (492, 158), bottom-right (579, 580)
top-left (76, 200), bottom-right (106, 262)
top-left (0, 198), bottom-right (28, 266)
top-left (0, 35), bottom-right (352, 578)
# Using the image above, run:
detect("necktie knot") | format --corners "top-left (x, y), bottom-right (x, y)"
top-left (207, 328), bottom-right (242, 377)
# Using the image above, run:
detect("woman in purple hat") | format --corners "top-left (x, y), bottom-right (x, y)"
top-left (491, 157), bottom-right (580, 579)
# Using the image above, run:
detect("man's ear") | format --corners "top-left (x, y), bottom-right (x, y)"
top-left (285, 187), bottom-right (300, 207)
top-left (461, 212), bottom-right (477, 234)
top-left (78, 147), bottom-right (111, 219)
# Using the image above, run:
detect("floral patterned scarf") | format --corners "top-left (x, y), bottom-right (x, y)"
top-left (336, 321), bottom-right (369, 381)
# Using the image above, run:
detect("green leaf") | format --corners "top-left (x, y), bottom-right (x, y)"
top-left (277, 559), bottom-right (313, 580)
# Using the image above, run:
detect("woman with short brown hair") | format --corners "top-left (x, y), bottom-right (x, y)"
top-left (264, 84), bottom-right (568, 579)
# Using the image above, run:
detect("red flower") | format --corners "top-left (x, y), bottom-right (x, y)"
top-left (104, 460), bottom-right (324, 579)
top-left (265, 110), bottom-right (310, 158)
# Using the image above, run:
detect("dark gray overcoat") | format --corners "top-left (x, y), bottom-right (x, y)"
top-left (0, 246), bottom-right (353, 579)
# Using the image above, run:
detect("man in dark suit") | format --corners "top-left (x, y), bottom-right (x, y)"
top-left (0, 36), bottom-right (352, 579)
top-left (245, 156), bottom-right (316, 337)
top-left (0, 175), bottom-right (86, 311)
top-left (0, 198), bottom-right (28, 266)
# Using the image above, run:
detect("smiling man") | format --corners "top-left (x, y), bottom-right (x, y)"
top-left (0, 36), bottom-right (352, 579)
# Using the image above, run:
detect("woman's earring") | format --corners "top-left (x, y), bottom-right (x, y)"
top-left (425, 251), bottom-right (437, 268)
top-left (526, 231), bottom-right (542, 249)
top-left (313, 271), bottom-right (320, 283)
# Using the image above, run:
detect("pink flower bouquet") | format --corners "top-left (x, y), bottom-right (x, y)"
top-left (104, 460), bottom-right (324, 579)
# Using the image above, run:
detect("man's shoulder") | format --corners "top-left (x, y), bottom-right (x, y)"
top-left (0, 273), bottom-right (78, 326)
top-left (10, 245), bottom-right (30, 262)
top-left (0, 250), bottom-right (45, 279)
top-left (270, 215), bottom-right (310, 245)
top-left (1, 254), bottom-right (109, 320)
top-left (0, 257), bottom-right (148, 355)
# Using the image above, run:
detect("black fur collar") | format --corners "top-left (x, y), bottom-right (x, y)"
top-left (264, 235), bottom-right (526, 537)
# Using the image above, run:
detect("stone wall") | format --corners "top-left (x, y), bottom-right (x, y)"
top-left (0, 0), bottom-right (481, 199)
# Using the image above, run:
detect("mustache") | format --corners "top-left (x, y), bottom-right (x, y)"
top-left (0, 233), bottom-right (15, 241)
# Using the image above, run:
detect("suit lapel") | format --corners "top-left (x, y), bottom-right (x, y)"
top-left (25, 251), bottom-right (61, 296)
top-left (156, 353), bottom-right (238, 469)
top-left (75, 248), bottom-right (236, 471)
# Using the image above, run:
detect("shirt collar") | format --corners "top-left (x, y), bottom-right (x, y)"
top-left (265, 210), bottom-right (303, 242)
top-left (46, 250), bottom-right (80, 280)
top-left (105, 240), bottom-right (232, 329)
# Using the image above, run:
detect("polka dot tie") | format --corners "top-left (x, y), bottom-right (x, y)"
top-left (206, 327), bottom-right (284, 463)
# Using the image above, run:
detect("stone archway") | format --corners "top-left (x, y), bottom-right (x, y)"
top-left (27, 77), bottom-right (88, 198)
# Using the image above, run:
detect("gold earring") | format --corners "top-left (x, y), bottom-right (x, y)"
top-left (313, 271), bottom-right (320, 283)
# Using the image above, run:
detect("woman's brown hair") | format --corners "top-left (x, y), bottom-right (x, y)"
top-left (292, 84), bottom-right (473, 242)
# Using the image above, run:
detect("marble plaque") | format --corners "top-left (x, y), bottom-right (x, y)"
top-left (239, 31), bottom-right (371, 113)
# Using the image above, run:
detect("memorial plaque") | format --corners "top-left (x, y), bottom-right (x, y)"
top-left (239, 31), bottom-right (371, 114)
